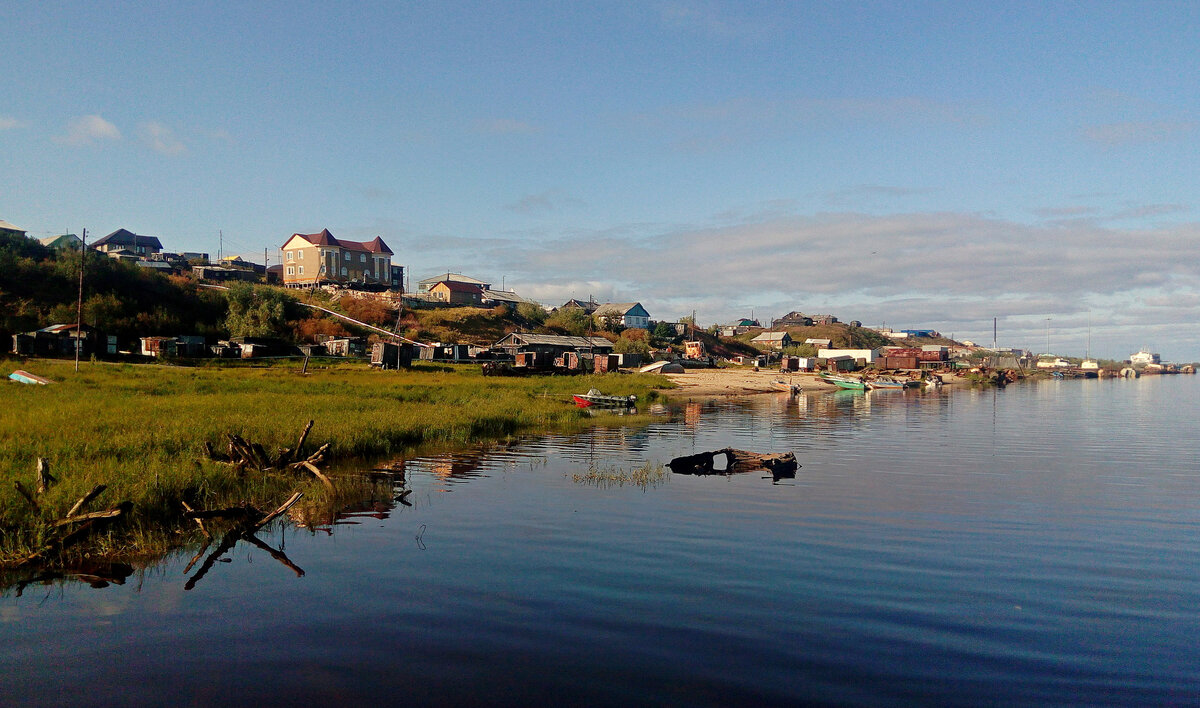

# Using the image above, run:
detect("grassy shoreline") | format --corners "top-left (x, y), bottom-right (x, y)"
top-left (1, 356), bottom-right (670, 566)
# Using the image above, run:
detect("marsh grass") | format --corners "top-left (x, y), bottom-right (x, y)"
top-left (573, 461), bottom-right (668, 490)
top-left (0, 356), bottom-right (670, 564)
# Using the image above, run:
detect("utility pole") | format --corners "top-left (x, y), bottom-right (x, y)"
top-left (75, 229), bottom-right (86, 372)
top-left (218, 230), bottom-right (223, 261)
top-left (993, 317), bottom-right (997, 350)
top-left (1045, 317), bottom-right (1051, 356)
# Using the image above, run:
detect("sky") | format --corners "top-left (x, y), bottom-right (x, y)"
top-left (2, 1), bottom-right (1198, 361)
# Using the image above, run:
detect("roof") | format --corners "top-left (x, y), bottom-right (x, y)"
top-left (93, 229), bottom-right (164, 250)
top-left (481, 289), bottom-right (531, 304)
top-left (593, 302), bottom-right (646, 318)
top-left (495, 333), bottom-right (613, 349)
top-left (431, 280), bottom-right (483, 294)
top-left (752, 332), bottom-right (791, 342)
top-left (415, 276), bottom-right (484, 290)
top-left (40, 234), bottom-right (81, 248)
top-left (804, 338), bottom-right (832, 345)
top-left (561, 298), bottom-right (599, 312)
top-left (287, 229), bottom-right (393, 254)
top-left (0, 220), bottom-right (25, 233)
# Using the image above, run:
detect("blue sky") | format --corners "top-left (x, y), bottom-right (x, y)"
top-left (2, 1), bottom-right (1198, 360)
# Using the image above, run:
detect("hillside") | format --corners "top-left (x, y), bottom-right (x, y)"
top-left (733, 323), bottom-right (894, 352)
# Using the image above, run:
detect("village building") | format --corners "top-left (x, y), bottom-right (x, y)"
top-left (417, 272), bottom-right (490, 293)
top-left (0, 220), bottom-right (27, 239)
top-left (804, 338), bottom-right (832, 349)
top-left (772, 311), bottom-right (813, 327)
top-left (92, 229), bottom-right (163, 258)
top-left (39, 234), bottom-right (82, 250)
top-left (492, 333), bottom-right (614, 367)
top-left (751, 331), bottom-right (793, 350)
top-left (593, 302), bottom-right (651, 329)
top-left (429, 280), bottom-right (483, 305)
top-left (719, 318), bottom-right (761, 337)
top-left (811, 314), bottom-right (839, 326)
top-left (280, 229), bottom-right (396, 288)
top-left (817, 348), bottom-right (879, 364)
top-left (560, 298), bottom-right (600, 314)
top-left (480, 288), bottom-right (535, 308)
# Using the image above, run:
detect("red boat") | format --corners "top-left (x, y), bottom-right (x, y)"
top-left (573, 388), bottom-right (637, 408)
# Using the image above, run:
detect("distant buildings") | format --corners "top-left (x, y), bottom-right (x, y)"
top-left (280, 228), bottom-right (396, 288)
top-left (593, 302), bottom-right (651, 329)
top-left (93, 229), bottom-right (164, 259)
top-left (0, 220), bottom-right (27, 239)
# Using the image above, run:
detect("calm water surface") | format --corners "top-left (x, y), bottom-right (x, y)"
top-left (4, 376), bottom-right (1199, 706)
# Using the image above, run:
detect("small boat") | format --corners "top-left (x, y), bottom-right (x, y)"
top-left (9, 370), bottom-right (53, 385)
top-left (924, 375), bottom-right (943, 389)
top-left (819, 373), bottom-right (867, 390)
top-left (867, 377), bottom-right (918, 390)
top-left (573, 388), bottom-right (636, 408)
top-left (773, 380), bottom-right (802, 395)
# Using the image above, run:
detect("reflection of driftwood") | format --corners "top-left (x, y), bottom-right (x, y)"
top-left (184, 492), bottom-right (304, 590)
top-left (13, 562), bottom-right (134, 596)
top-left (243, 534), bottom-right (305, 578)
top-left (668, 448), bottom-right (799, 480)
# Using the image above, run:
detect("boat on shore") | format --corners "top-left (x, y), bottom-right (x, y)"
top-left (819, 373), bottom-right (867, 391)
top-left (573, 388), bottom-right (637, 408)
top-left (773, 380), bottom-right (802, 395)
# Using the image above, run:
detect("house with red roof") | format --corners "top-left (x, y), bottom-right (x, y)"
top-left (429, 279), bottom-right (483, 305)
top-left (280, 228), bottom-right (397, 288)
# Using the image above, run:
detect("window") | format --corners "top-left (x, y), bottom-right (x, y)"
top-left (287, 251), bottom-right (293, 261)
top-left (286, 266), bottom-right (294, 275)
top-left (341, 267), bottom-right (348, 276)
top-left (298, 266), bottom-right (304, 275)
top-left (365, 271), bottom-right (372, 279)
top-left (360, 253), bottom-right (366, 263)
top-left (298, 250), bottom-right (304, 259)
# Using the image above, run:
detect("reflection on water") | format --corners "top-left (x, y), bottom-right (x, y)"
top-left (4, 378), bottom-right (1200, 706)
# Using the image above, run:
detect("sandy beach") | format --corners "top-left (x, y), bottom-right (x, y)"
top-left (662, 368), bottom-right (964, 398)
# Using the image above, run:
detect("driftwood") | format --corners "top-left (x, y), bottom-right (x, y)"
top-left (36, 458), bottom-right (55, 494)
top-left (13, 481), bottom-right (39, 511)
top-left (668, 448), bottom-right (799, 481)
top-left (20, 501), bottom-right (133, 567)
top-left (202, 421), bottom-right (337, 492)
top-left (66, 484), bottom-right (107, 518)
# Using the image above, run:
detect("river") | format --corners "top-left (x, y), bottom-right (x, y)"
top-left (3, 375), bottom-right (1199, 706)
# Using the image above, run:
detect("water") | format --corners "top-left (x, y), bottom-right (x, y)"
top-left (4, 376), bottom-right (1200, 705)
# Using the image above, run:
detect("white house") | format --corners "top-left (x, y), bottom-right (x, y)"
top-left (593, 302), bottom-right (651, 329)
top-left (817, 348), bottom-right (879, 363)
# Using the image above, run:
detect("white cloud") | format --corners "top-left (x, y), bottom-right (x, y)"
top-left (139, 122), bottom-right (186, 156)
top-left (0, 115), bottom-right (22, 131)
top-left (54, 114), bottom-right (121, 146)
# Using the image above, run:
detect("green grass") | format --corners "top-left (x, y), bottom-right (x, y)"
top-left (572, 461), bottom-right (668, 490)
top-left (0, 356), bottom-right (671, 564)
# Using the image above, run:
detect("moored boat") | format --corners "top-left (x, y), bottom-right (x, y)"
top-left (573, 388), bottom-right (637, 408)
top-left (819, 373), bottom-right (867, 390)
top-left (866, 377), bottom-right (918, 390)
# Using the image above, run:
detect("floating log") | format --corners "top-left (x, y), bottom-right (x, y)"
top-left (668, 448), bottom-right (799, 478)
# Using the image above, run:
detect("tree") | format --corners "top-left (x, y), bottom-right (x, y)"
top-left (225, 282), bottom-right (295, 339)
top-left (516, 301), bottom-right (546, 325)
top-left (545, 307), bottom-right (595, 337)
